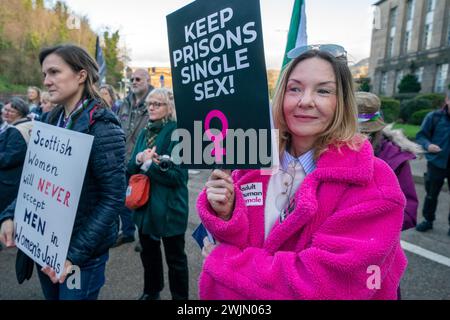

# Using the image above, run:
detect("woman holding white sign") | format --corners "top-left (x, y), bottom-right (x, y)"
top-left (0, 45), bottom-right (126, 300)
top-left (197, 45), bottom-right (407, 299)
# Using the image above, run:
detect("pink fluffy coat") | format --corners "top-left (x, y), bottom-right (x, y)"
top-left (197, 140), bottom-right (407, 300)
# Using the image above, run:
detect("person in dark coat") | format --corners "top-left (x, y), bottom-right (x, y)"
top-left (0, 44), bottom-right (126, 300)
top-left (356, 92), bottom-right (423, 231)
top-left (115, 69), bottom-right (154, 249)
top-left (128, 88), bottom-right (189, 300)
top-left (0, 98), bottom-right (33, 213)
top-left (415, 90), bottom-right (450, 235)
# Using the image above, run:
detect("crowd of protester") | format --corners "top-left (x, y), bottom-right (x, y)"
top-left (0, 42), bottom-right (449, 301)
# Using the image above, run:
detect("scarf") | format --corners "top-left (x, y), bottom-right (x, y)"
top-left (145, 119), bottom-right (168, 148)
top-left (358, 111), bottom-right (382, 123)
top-left (0, 122), bottom-right (10, 134)
top-left (57, 99), bottom-right (90, 129)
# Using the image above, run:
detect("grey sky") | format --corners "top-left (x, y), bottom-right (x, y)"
top-left (62, 0), bottom-right (376, 69)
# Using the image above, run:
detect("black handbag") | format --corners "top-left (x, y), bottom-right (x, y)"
top-left (15, 249), bottom-right (34, 284)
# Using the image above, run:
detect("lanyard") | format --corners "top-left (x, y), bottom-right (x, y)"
top-left (58, 99), bottom-right (89, 129)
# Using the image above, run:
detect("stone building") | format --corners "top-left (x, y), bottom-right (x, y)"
top-left (369, 0), bottom-right (450, 96)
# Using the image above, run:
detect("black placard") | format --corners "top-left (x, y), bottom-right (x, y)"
top-left (167, 0), bottom-right (273, 169)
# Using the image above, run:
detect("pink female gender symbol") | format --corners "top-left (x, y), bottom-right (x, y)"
top-left (204, 109), bottom-right (228, 163)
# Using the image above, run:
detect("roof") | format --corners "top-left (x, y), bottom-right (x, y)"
top-left (373, 0), bottom-right (387, 5)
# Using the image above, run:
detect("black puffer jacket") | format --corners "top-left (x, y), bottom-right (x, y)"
top-left (0, 119), bottom-right (32, 212)
top-left (0, 101), bottom-right (126, 266)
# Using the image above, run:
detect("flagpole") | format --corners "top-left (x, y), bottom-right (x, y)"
top-left (95, 36), bottom-right (99, 61)
top-left (95, 35), bottom-right (107, 85)
top-left (281, 0), bottom-right (307, 70)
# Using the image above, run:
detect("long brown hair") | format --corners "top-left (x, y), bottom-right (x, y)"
top-left (27, 86), bottom-right (41, 104)
top-left (39, 44), bottom-right (107, 107)
top-left (99, 84), bottom-right (118, 108)
top-left (272, 50), bottom-right (362, 160)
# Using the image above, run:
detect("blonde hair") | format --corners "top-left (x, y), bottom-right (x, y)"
top-left (28, 86), bottom-right (41, 103)
top-left (272, 50), bottom-right (362, 160)
top-left (146, 87), bottom-right (177, 121)
top-left (41, 91), bottom-right (51, 102)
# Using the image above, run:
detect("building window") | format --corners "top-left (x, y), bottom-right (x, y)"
top-left (423, 23), bottom-right (432, 49)
top-left (395, 70), bottom-right (404, 93)
top-left (426, 0), bottom-right (435, 13)
top-left (389, 7), bottom-right (398, 27)
top-left (403, 0), bottom-right (414, 53)
top-left (387, 7), bottom-right (397, 57)
top-left (387, 37), bottom-right (395, 57)
top-left (447, 12), bottom-right (450, 46)
top-left (415, 67), bottom-right (424, 84)
top-left (380, 72), bottom-right (388, 95)
top-left (406, 0), bottom-right (415, 21)
top-left (434, 64), bottom-right (449, 93)
top-left (422, 0), bottom-right (435, 50)
top-left (403, 31), bottom-right (411, 54)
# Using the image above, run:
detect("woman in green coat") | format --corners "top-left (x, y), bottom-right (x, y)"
top-left (128, 88), bottom-right (189, 300)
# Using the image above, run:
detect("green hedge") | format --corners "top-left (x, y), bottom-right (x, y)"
top-left (414, 93), bottom-right (445, 108)
top-left (380, 97), bottom-right (400, 123)
top-left (0, 76), bottom-right (28, 95)
top-left (393, 93), bottom-right (418, 102)
top-left (399, 98), bottom-right (432, 123)
top-left (410, 109), bottom-right (434, 125)
top-left (398, 74), bottom-right (421, 93)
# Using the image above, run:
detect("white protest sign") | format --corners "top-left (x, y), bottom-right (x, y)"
top-left (14, 121), bottom-right (93, 277)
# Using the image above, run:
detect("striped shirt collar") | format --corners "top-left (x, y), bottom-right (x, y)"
top-left (281, 149), bottom-right (316, 175)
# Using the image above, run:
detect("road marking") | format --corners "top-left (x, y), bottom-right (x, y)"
top-left (401, 240), bottom-right (450, 267)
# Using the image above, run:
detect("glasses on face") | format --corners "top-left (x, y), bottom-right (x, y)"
top-left (287, 44), bottom-right (347, 60)
top-left (2, 107), bottom-right (18, 115)
top-left (275, 162), bottom-right (298, 223)
top-left (147, 101), bottom-right (167, 109)
top-left (131, 77), bottom-right (142, 83)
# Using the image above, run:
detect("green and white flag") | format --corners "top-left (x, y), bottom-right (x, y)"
top-left (281, 0), bottom-right (307, 69)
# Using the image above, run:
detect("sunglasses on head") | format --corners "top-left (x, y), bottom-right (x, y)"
top-left (287, 44), bottom-right (347, 60)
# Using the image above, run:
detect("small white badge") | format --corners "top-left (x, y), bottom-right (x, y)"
top-left (240, 183), bottom-right (263, 207)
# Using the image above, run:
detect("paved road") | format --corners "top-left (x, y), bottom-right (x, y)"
top-left (1, 167), bottom-right (449, 300)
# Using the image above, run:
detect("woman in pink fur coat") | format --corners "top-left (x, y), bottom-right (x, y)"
top-left (197, 45), bottom-right (407, 300)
